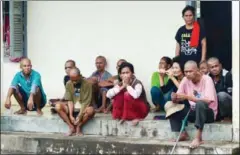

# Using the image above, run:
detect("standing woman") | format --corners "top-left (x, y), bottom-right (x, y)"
top-left (175, 5), bottom-right (207, 66)
top-left (106, 62), bottom-right (149, 126)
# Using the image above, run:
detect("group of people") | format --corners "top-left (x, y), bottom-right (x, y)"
top-left (3, 5), bottom-right (233, 148)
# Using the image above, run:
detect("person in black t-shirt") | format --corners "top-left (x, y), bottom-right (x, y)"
top-left (175, 5), bottom-right (207, 66)
top-left (49, 60), bottom-right (76, 113)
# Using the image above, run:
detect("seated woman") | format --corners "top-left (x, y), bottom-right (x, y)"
top-left (166, 56), bottom-right (185, 91)
top-left (106, 62), bottom-right (149, 126)
top-left (154, 56), bottom-right (185, 120)
top-left (150, 56), bottom-right (173, 112)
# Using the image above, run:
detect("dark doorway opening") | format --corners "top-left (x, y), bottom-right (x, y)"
top-left (200, 1), bottom-right (232, 71)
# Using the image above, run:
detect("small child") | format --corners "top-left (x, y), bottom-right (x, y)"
top-left (199, 60), bottom-right (209, 75)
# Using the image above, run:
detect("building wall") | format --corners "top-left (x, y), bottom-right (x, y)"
top-left (232, 1), bottom-right (239, 142)
top-left (1, 1), bottom-right (185, 105)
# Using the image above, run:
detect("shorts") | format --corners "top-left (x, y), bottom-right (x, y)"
top-left (17, 85), bottom-right (46, 111)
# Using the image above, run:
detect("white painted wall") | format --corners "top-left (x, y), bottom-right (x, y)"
top-left (232, 1), bottom-right (239, 142)
top-left (2, 1), bottom-right (186, 104)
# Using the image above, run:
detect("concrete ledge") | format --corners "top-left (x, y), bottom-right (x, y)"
top-left (1, 132), bottom-right (239, 154)
top-left (1, 114), bottom-right (233, 141)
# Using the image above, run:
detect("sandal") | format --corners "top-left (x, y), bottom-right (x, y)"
top-left (14, 109), bottom-right (27, 115)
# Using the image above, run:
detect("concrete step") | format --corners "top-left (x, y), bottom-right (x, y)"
top-left (1, 132), bottom-right (239, 154)
top-left (1, 113), bottom-right (232, 141)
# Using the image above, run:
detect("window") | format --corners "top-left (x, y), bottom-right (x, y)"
top-left (2, 1), bottom-right (27, 62)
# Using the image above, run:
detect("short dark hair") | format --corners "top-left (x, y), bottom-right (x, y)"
top-left (161, 56), bottom-right (173, 67)
top-left (182, 5), bottom-right (196, 17)
top-left (65, 59), bottom-right (76, 66)
top-left (118, 62), bottom-right (134, 75)
top-left (96, 55), bottom-right (107, 63)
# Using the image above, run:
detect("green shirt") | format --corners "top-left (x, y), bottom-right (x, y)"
top-left (151, 72), bottom-right (169, 88)
top-left (64, 78), bottom-right (93, 120)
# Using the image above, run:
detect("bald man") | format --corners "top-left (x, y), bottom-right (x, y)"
top-left (55, 68), bottom-right (95, 136)
top-left (207, 57), bottom-right (232, 122)
top-left (4, 58), bottom-right (47, 115)
top-left (167, 60), bottom-right (218, 148)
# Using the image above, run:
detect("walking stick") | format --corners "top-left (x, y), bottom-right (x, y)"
top-left (170, 109), bottom-right (191, 154)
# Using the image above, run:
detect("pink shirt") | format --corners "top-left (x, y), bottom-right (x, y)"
top-left (177, 75), bottom-right (218, 120)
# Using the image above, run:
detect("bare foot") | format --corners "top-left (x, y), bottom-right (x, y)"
top-left (104, 104), bottom-right (112, 114)
top-left (76, 131), bottom-right (84, 136)
top-left (36, 109), bottom-right (43, 116)
top-left (14, 109), bottom-right (27, 115)
top-left (131, 119), bottom-right (140, 126)
top-left (104, 106), bottom-right (111, 114)
top-left (189, 138), bottom-right (204, 148)
top-left (171, 132), bottom-right (189, 142)
top-left (95, 106), bottom-right (104, 113)
top-left (64, 128), bottom-right (75, 136)
top-left (119, 119), bottom-right (125, 125)
top-left (221, 117), bottom-right (232, 123)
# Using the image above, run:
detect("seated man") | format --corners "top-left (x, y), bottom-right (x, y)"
top-left (88, 56), bottom-right (112, 113)
top-left (49, 60), bottom-right (76, 112)
top-left (4, 58), bottom-right (47, 115)
top-left (168, 60), bottom-right (218, 148)
top-left (55, 68), bottom-right (95, 136)
top-left (207, 57), bottom-right (232, 122)
top-left (99, 59), bottom-right (127, 113)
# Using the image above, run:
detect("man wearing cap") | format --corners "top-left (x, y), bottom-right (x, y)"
top-left (165, 60), bottom-right (218, 148)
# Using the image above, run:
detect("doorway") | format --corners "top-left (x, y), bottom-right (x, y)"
top-left (200, 1), bottom-right (232, 71)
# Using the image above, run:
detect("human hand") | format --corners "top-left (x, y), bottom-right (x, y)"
top-left (4, 98), bottom-right (11, 109)
top-left (27, 99), bottom-right (34, 110)
top-left (159, 69), bottom-right (166, 77)
top-left (70, 116), bottom-right (75, 124)
top-left (171, 92), bottom-right (177, 103)
top-left (175, 93), bottom-right (187, 100)
top-left (122, 77), bottom-right (130, 87)
top-left (166, 69), bottom-right (174, 78)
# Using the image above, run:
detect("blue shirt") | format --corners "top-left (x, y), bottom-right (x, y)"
top-left (10, 70), bottom-right (47, 102)
top-left (90, 70), bottom-right (112, 82)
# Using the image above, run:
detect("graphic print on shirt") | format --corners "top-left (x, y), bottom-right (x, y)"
top-left (181, 33), bottom-right (197, 56)
top-left (74, 83), bottom-right (81, 97)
